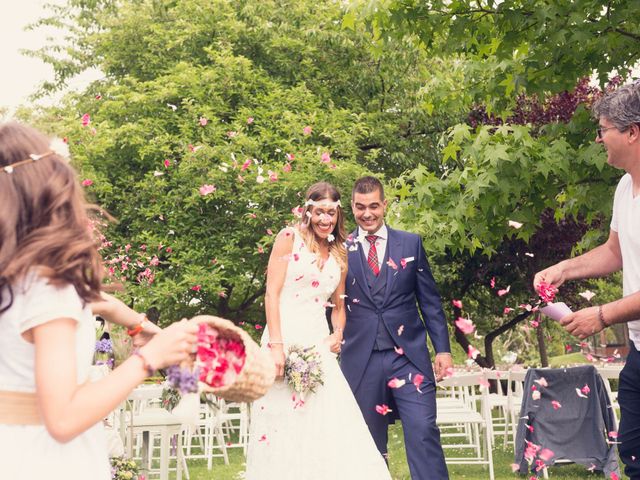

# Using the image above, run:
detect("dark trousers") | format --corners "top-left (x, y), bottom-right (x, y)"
top-left (619, 342), bottom-right (640, 479)
top-left (354, 349), bottom-right (449, 480)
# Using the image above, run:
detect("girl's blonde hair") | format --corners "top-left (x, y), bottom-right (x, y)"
top-left (298, 182), bottom-right (347, 271)
top-left (0, 122), bottom-right (103, 312)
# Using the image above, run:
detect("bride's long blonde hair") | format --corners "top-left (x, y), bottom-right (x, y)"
top-left (298, 182), bottom-right (347, 272)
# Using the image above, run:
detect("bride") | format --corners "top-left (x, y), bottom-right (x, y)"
top-left (245, 182), bottom-right (391, 479)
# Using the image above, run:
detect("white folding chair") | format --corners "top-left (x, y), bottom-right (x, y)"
top-left (597, 364), bottom-right (624, 425)
top-left (181, 398), bottom-right (229, 470)
top-left (124, 385), bottom-right (188, 480)
top-left (437, 373), bottom-right (495, 480)
top-left (483, 369), bottom-right (510, 446)
top-left (505, 368), bottom-right (526, 447)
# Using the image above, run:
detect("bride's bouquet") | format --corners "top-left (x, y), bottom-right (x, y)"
top-left (284, 344), bottom-right (324, 404)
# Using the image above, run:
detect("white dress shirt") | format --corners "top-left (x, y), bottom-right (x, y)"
top-left (358, 224), bottom-right (388, 268)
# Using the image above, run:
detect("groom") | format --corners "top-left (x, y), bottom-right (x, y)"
top-left (340, 176), bottom-right (451, 480)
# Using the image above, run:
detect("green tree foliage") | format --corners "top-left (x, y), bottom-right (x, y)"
top-left (346, 0), bottom-right (640, 362)
top-left (28, 0), bottom-right (471, 325)
top-left (348, 0), bottom-right (640, 106)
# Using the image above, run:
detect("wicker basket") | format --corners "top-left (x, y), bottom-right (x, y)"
top-left (190, 315), bottom-right (275, 403)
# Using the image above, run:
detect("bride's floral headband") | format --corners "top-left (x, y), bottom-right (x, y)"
top-left (2, 138), bottom-right (70, 174)
top-left (304, 199), bottom-right (342, 208)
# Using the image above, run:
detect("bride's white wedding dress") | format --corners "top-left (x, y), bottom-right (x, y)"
top-left (245, 228), bottom-right (391, 480)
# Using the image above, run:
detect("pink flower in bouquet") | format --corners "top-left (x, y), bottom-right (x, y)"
top-left (536, 281), bottom-right (558, 303)
top-left (196, 323), bottom-right (246, 388)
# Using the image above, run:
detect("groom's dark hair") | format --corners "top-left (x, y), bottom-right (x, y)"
top-left (352, 176), bottom-right (385, 201)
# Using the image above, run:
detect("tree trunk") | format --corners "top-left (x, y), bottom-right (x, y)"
top-left (537, 314), bottom-right (549, 367)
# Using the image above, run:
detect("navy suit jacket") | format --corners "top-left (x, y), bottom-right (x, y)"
top-left (341, 226), bottom-right (451, 393)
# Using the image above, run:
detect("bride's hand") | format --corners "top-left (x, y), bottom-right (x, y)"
top-left (269, 343), bottom-right (285, 379)
top-left (327, 332), bottom-right (343, 354)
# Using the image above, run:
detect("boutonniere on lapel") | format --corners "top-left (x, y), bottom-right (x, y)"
top-left (400, 256), bottom-right (414, 269)
top-left (345, 233), bottom-right (362, 251)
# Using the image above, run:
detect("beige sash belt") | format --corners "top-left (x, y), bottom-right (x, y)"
top-left (0, 390), bottom-right (42, 425)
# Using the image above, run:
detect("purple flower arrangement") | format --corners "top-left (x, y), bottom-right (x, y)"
top-left (284, 345), bottom-right (324, 403)
top-left (95, 338), bottom-right (113, 353)
top-left (94, 338), bottom-right (115, 368)
top-left (165, 364), bottom-right (199, 394)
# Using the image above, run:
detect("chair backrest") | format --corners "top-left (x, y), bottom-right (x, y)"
top-left (439, 373), bottom-right (490, 416)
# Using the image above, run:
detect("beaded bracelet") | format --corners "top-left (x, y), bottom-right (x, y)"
top-left (132, 348), bottom-right (155, 377)
top-left (597, 305), bottom-right (608, 330)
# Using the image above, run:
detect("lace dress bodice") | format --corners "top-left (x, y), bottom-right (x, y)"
top-left (263, 228), bottom-right (341, 347)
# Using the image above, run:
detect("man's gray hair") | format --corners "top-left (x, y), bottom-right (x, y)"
top-left (592, 82), bottom-right (640, 130)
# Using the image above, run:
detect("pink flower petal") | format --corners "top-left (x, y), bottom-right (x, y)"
top-left (387, 378), bottom-right (406, 389)
top-left (455, 317), bottom-right (475, 335)
top-left (412, 373), bottom-right (424, 392)
top-left (467, 345), bottom-right (480, 359)
top-left (452, 299), bottom-right (463, 309)
top-left (497, 285), bottom-right (511, 297)
top-left (375, 404), bottom-right (392, 415)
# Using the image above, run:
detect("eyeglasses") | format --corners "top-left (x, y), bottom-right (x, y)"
top-left (596, 126), bottom-right (619, 139)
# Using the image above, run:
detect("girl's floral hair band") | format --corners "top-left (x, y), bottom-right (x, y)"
top-left (2, 138), bottom-right (70, 174)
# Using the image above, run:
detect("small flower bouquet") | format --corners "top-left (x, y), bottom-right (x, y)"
top-left (94, 338), bottom-right (115, 368)
top-left (284, 344), bottom-right (324, 402)
top-left (110, 456), bottom-right (139, 480)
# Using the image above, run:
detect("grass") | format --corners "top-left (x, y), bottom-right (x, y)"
top-left (181, 423), bottom-right (608, 480)
top-left (547, 353), bottom-right (593, 368)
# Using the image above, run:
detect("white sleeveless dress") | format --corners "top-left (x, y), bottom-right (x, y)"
top-left (245, 229), bottom-right (391, 480)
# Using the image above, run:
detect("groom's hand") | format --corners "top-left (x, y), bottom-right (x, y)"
top-left (434, 353), bottom-right (453, 381)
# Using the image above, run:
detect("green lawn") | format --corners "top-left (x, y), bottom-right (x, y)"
top-left (181, 423), bottom-right (611, 480)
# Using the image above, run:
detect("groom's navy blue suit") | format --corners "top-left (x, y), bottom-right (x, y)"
top-left (341, 226), bottom-right (450, 480)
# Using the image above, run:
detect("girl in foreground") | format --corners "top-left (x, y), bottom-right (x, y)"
top-left (0, 122), bottom-right (197, 479)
